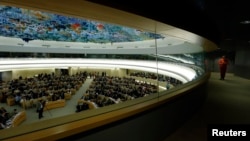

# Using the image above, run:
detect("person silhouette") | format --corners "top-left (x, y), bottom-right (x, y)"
top-left (218, 55), bottom-right (229, 80)
top-left (37, 100), bottom-right (45, 119)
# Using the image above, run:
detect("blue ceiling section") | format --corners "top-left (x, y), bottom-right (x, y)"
top-left (0, 5), bottom-right (164, 43)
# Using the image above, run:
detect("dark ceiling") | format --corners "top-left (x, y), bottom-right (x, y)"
top-left (88, 0), bottom-right (250, 50)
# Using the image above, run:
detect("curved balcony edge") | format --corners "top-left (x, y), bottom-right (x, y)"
top-left (1, 72), bottom-right (210, 141)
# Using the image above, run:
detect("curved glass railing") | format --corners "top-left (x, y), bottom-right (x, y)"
top-left (0, 1), bottom-right (217, 140)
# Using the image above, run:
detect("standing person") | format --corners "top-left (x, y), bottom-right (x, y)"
top-left (218, 55), bottom-right (229, 80)
top-left (37, 100), bottom-right (45, 119)
top-left (166, 81), bottom-right (170, 90)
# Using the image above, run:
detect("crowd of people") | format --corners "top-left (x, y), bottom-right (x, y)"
top-left (129, 71), bottom-right (183, 86)
top-left (1, 70), bottom-right (184, 123)
top-left (0, 72), bottom-right (87, 106)
top-left (76, 74), bottom-right (158, 112)
top-left (0, 72), bottom-right (87, 122)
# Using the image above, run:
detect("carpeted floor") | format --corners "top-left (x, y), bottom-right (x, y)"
top-left (163, 72), bottom-right (250, 141)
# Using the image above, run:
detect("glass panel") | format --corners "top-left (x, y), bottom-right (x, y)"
top-left (0, 4), bottom-right (159, 132)
top-left (155, 31), bottom-right (206, 95)
top-left (0, 2), bottom-right (209, 139)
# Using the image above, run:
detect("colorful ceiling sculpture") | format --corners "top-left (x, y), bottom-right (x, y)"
top-left (0, 5), bottom-right (164, 43)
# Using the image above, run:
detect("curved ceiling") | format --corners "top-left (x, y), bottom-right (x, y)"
top-left (0, 0), bottom-right (217, 54)
top-left (88, 0), bottom-right (250, 51)
top-left (0, 5), bottom-right (163, 43)
top-left (0, 58), bottom-right (197, 82)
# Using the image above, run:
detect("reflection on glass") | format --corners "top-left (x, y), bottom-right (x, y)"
top-left (0, 3), bottom-right (206, 139)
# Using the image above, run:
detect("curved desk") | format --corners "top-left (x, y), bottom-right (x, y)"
top-left (11, 111), bottom-right (27, 127)
top-left (78, 99), bottom-right (98, 109)
top-left (5, 111), bottom-right (26, 128)
top-left (44, 100), bottom-right (66, 110)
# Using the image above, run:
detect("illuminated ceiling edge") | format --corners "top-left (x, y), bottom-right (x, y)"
top-left (0, 36), bottom-right (203, 54)
top-left (0, 58), bottom-right (197, 82)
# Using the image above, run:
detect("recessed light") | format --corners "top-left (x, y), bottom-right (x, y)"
top-left (240, 20), bottom-right (250, 24)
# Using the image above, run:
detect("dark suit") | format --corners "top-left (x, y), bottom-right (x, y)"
top-left (38, 101), bottom-right (45, 119)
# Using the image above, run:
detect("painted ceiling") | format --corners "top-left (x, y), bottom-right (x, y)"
top-left (0, 5), bottom-right (164, 43)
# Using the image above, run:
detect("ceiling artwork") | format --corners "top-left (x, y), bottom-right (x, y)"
top-left (0, 5), bottom-right (164, 43)
top-left (0, 2), bottom-right (212, 55)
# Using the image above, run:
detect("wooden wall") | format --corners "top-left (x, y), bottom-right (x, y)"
top-left (12, 68), bottom-right (55, 79)
top-left (2, 67), bottom-right (128, 81)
